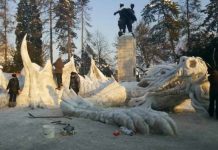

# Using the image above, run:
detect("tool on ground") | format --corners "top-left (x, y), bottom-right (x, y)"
top-left (28, 112), bottom-right (72, 119)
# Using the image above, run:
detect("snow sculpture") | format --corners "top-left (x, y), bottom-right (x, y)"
top-left (0, 36), bottom-right (209, 136)
top-left (129, 56), bottom-right (209, 113)
top-left (61, 56), bottom-right (127, 107)
top-left (61, 56), bottom-right (209, 135)
top-left (16, 35), bottom-right (79, 108)
top-left (0, 35), bottom-right (126, 108)
top-left (14, 35), bottom-right (58, 107)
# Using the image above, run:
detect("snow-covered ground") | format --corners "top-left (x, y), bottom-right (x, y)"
top-left (0, 107), bottom-right (217, 150)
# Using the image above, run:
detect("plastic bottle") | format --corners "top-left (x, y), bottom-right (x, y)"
top-left (119, 126), bottom-right (134, 136)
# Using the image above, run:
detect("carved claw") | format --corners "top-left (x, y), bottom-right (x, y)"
top-left (101, 107), bottom-right (177, 135)
top-left (61, 97), bottom-right (177, 135)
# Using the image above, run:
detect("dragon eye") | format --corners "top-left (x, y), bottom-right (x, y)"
top-left (161, 71), bottom-right (166, 74)
top-left (189, 60), bottom-right (197, 68)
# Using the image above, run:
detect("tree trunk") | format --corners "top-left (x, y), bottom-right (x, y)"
top-left (186, 0), bottom-right (190, 50)
top-left (81, 4), bottom-right (84, 52)
top-left (67, 26), bottom-right (72, 61)
top-left (169, 37), bottom-right (177, 62)
top-left (49, 1), bottom-right (53, 64)
top-left (4, 0), bottom-right (7, 63)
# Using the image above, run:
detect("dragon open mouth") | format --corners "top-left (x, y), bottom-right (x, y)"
top-left (139, 56), bottom-right (208, 97)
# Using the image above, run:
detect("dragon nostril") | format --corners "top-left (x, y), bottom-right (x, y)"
top-left (189, 60), bottom-right (197, 68)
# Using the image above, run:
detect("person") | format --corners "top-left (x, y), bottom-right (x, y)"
top-left (7, 73), bottom-right (20, 107)
top-left (207, 65), bottom-right (218, 119)
top-left (126, 4), bottom-right (137, 36)
top-left (69, 72), bottom-right (80, 95)
top-left (53, 57), bottom-right (64, 90)
top-left (130, 4), bottom-right (136, 15)
top-left (114, 3), bottom-right (126, 36)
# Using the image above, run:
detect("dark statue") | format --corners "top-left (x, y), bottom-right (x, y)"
top-left (114, 3), bottom-right (137, 37)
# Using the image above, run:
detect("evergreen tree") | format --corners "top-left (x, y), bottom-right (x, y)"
top-left (202, 0), bottom-right (218, 34)
top-left (187, 0), bottom-right (218, 68)
top-left (55, 0), bottom-right (77, 60)
top-left (79, 51), bottom-right (91, 75)
top-left (28, 0), bottom-right (43, 66)
top-left (79, 44), bottom-right (111, 75)
top-left (134, 21), bottom-right (168, 67)
top-left (76, 0), bottom-right (92, 52)
top-left (14, 0), bottom-right (30, 70)
top-left (14, 0), bottom-right (43, 71)
top-left (76, 0), bottom-right (92, 75)
top-left (37, 0), bottom-right (58, 64)
top-left (186, 34), bottom-right (218, 68)
top-left (142, 0), bottom-right (181, 61)
top-left (179, 0), bottom-right (202, 50)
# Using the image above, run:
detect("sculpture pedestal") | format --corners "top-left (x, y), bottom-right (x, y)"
top-left (117, 35), bottom-right (136, 82)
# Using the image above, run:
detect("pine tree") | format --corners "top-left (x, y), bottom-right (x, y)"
top-left (142, 0), bottom-right (181, 61)
top-left (134, 21), bottom-right (168, 67)
top-left (14, 0), bottom-right (30, 70)
top-left (76, 0), bottom-right (92, 52)
top-left (202, 0), bottom-right (218, 34)
top-left (179, 0), bottom-right (202, 50)
top-left (79, 51), bottom-right (91, 75)
top-left (28, 0), bottom-right (43, 66)
top-left (37, 0), bottom-right (58, 64)
top-left (14, 0), bottom-right (43, 71)
top-left (55, 0), bottom-right (77, 60)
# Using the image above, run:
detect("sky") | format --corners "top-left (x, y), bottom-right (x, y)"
top-left (58, 0), bottom-right (209, 57)
top-left (75, 0), bottom-right (209, 57)
top-left (6, 0), bottom-right (148, 61)
top-left (7, 0), bottom-right (209, 61)
top-left (74, 0), bottom-right (148, 56)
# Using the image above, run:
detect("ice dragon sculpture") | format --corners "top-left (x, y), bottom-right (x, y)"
top-left (0, 36), bottom-right (209, 136)
top-left (61, 56), bottom-right (209, 135)
top-left (129, 56), bottom-right (209, 112)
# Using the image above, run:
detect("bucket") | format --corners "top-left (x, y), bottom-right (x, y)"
top-left (42, 125), bottom-right (55, 139)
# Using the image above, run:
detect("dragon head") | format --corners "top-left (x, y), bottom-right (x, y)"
top-left (135, 56), bottom-right (208, 110)
top-left (140, 56), bottom-right (207, 91)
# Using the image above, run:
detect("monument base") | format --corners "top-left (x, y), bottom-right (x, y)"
top-left (117, 35), bottom-right (136, 82)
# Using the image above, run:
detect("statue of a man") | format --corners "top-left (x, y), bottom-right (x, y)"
top-left (114, 3), bottom-right (126, 36)
top-left (114, 3), bottom-right (137, 37)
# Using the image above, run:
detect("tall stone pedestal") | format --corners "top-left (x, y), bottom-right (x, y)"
top-left (117, 35), bottom-right (136, 82)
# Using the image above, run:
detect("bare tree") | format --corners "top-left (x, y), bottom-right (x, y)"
top-left (91, 30), bottom-right (114, 68)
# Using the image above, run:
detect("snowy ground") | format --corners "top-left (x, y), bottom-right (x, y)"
top-left (0, 107), bottom-right (217, 150)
